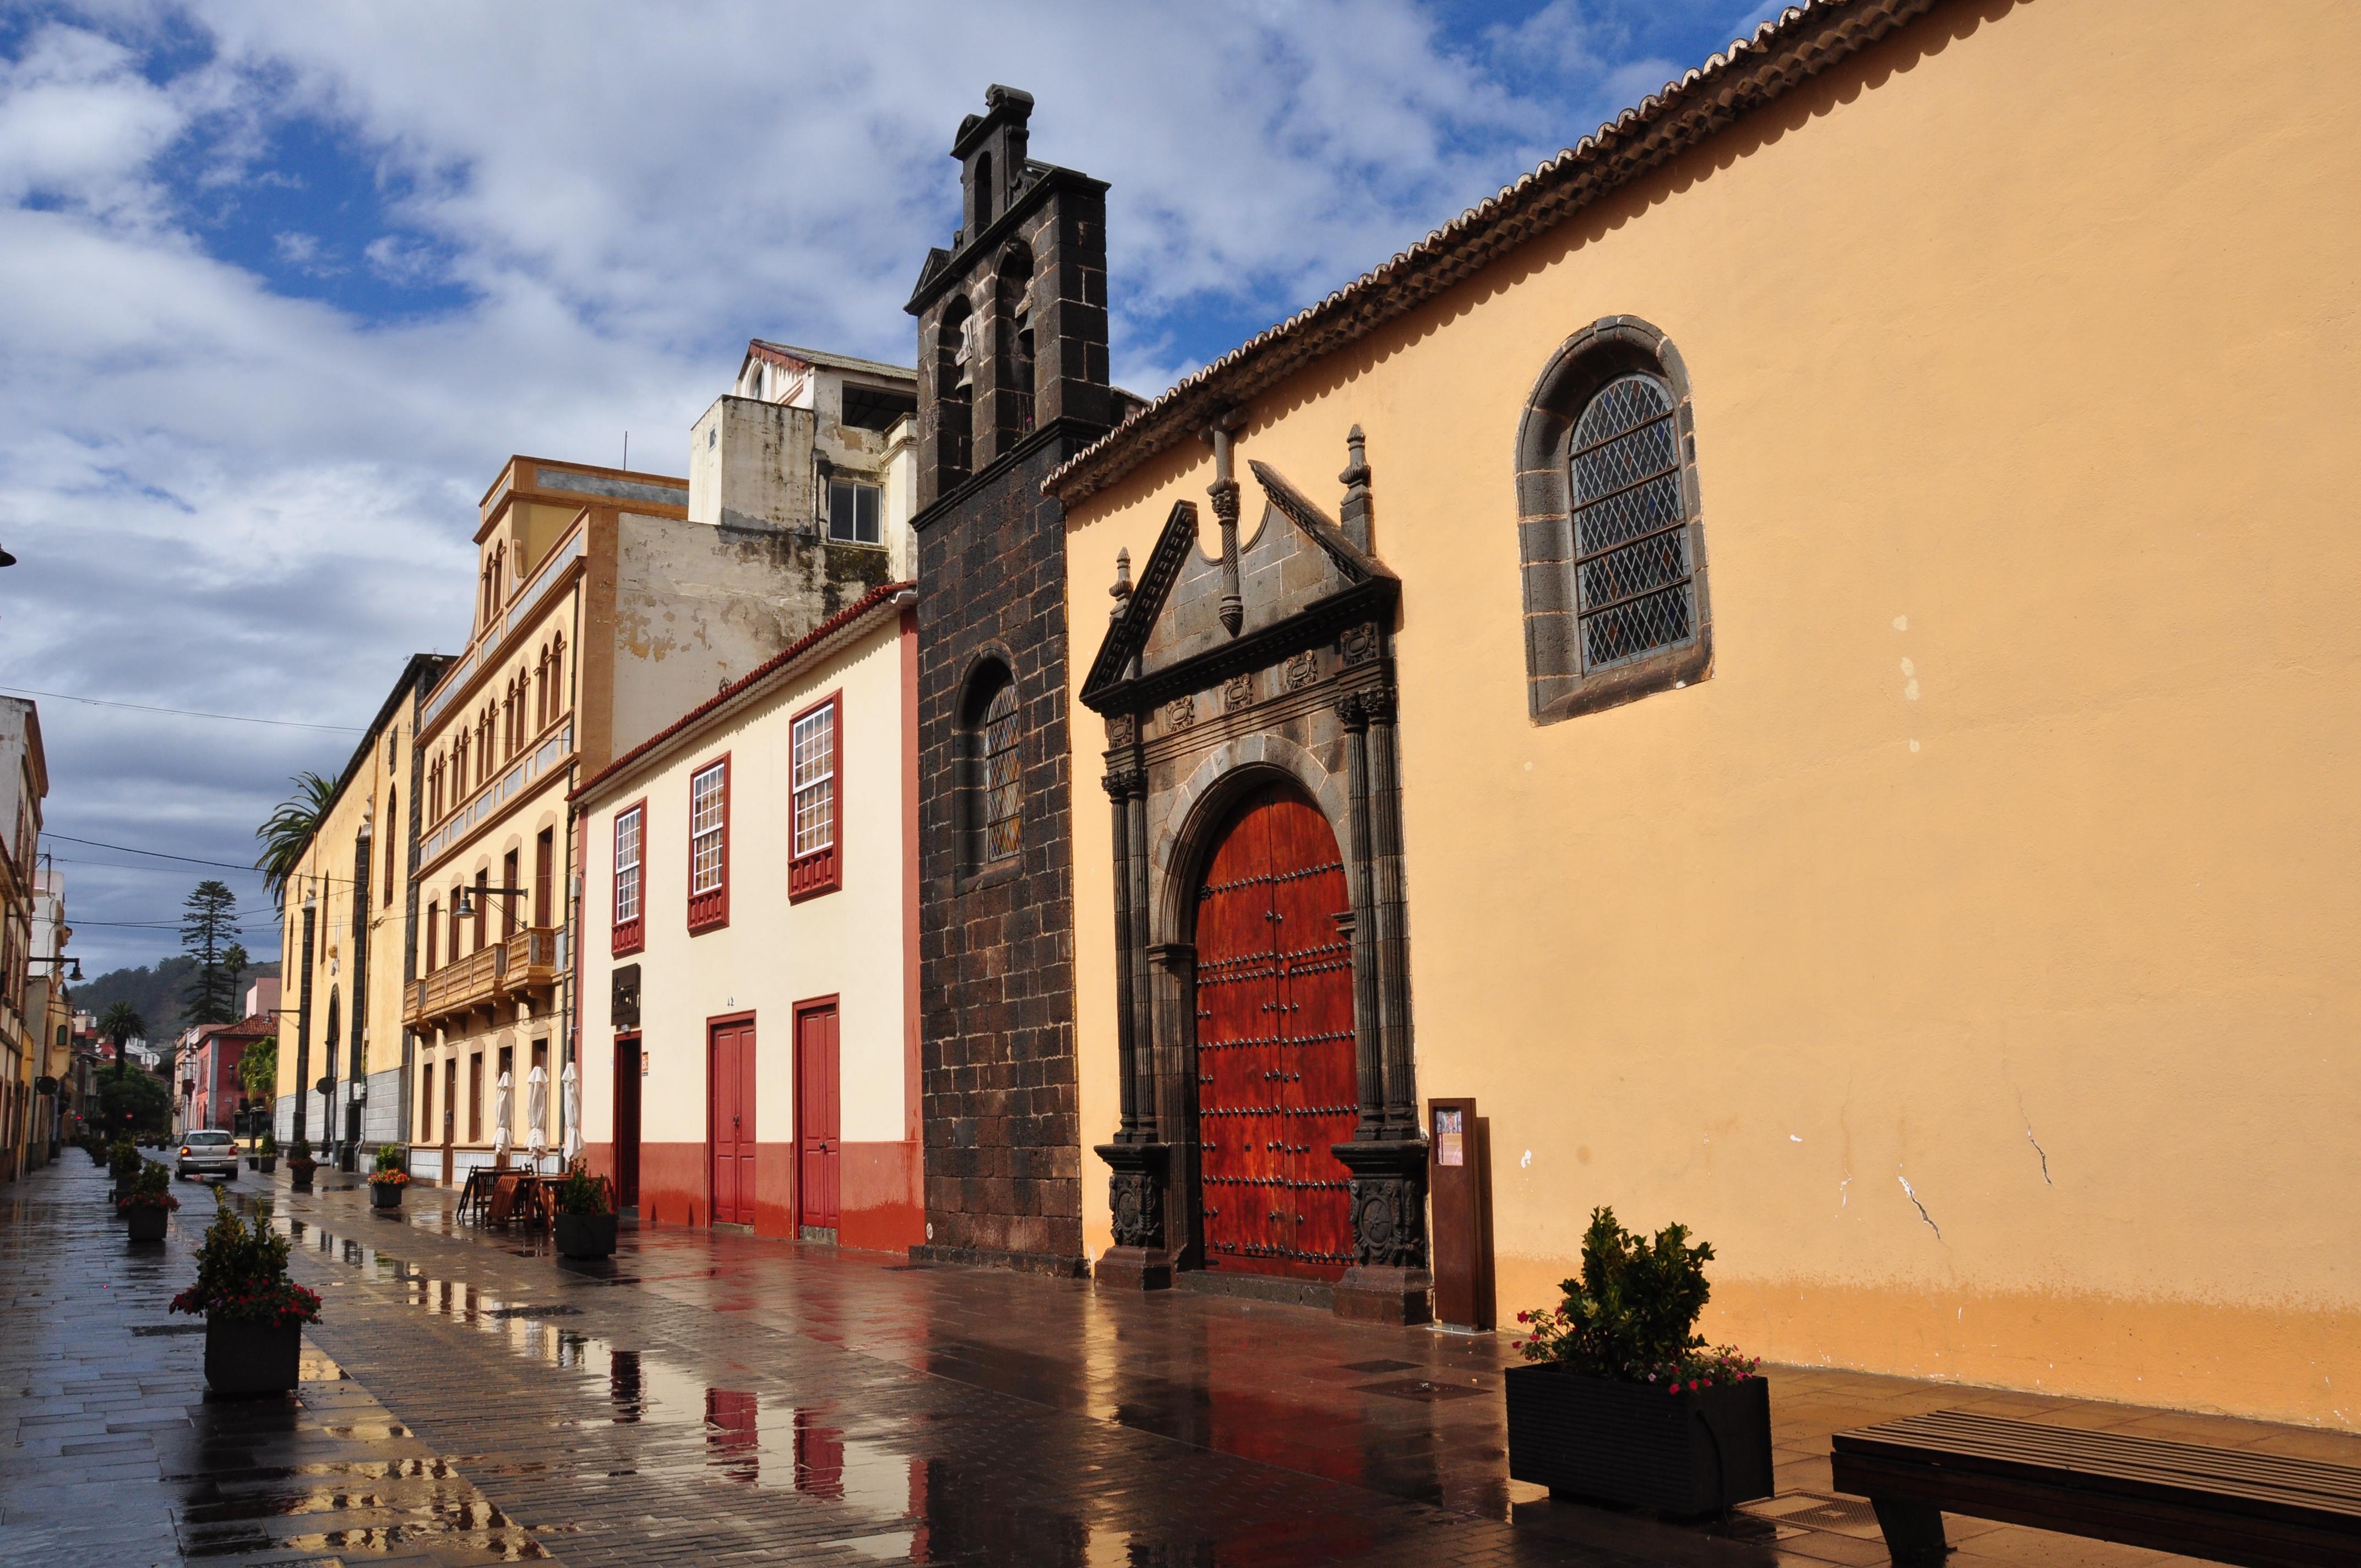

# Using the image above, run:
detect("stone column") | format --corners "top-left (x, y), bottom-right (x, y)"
top-left (1330, 679), bottom-right (1432, 1326)
top-left (1104, 770), bottom-right (1140, 1139)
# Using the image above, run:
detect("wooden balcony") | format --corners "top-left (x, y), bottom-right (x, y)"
top-left (403, 927), bottom-right (560, 1029)
top-left (502, 926), bottom-right (560, 997)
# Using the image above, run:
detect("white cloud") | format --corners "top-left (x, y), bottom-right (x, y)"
top-left (0, 1), bottom-right (1721, 967)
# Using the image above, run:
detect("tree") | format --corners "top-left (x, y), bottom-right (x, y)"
top-left (238, 1036), bottom-right (277, 1147)
top-left (222, 942), bottom-right (250, 1014)
top-left (178, 881), bottom-right (241, 1030)
top-left (255, 769), bottom-right (334, 911)
top-left (96, 1068), bottom-right (170, 1137)
top-left (97, 1001), bottom-right (144, 1082)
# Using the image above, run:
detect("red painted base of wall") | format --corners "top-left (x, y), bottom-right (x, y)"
top-left (600, 1137), bottom-right (923, 1253)
top-left (840, 1140), bottom-right (924, 1253)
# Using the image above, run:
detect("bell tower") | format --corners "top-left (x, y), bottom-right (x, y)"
top-left (906, 90), bottom-right (1119, 1277)
top-left (910, 84), bottom-right (1109, 508)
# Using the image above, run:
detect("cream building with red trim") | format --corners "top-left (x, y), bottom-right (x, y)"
top-left (573, 581), bottom-right (922, 1249)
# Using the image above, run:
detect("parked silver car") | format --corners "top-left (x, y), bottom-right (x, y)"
top-left (176, 1129), bottom-right (239, 1182)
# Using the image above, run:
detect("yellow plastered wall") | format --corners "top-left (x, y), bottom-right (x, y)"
top-left (1064, 0), bottom-right (2361, 1424)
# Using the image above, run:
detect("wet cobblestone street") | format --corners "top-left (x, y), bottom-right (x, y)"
top-left (7, 1154), bottom-right (2342, 1566)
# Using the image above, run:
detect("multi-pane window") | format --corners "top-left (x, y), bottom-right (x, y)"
top-left (1570, 373), bottom-right (1693, 671)
top-left (980, 678), bottom-right (1021, 865)
top-left (827, 480), bottom-right (881, 545)
top-left (688, 759), bottom-right (729, 930)
top-left (612, 804), bottom-right (643, 955)
top-left (790, 696), bottom-right (840, 900)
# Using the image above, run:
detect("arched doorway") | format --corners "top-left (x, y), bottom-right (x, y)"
top-left (1194, 780), bottom-right (1358, 1281)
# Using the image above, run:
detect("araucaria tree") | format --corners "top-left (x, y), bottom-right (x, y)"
top-left (179, 881), bottom-right (242, 1030)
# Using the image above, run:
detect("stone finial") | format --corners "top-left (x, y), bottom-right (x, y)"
top-left (1109, 547), bottom-right (1132, 623)
top-left (1339, 424), bottom-right (1374, 554)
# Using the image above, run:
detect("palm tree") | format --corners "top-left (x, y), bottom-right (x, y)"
top-left (98, 1001), bottom-right (144, 1083)
top-left (255, 770), bottom-right (334, 910)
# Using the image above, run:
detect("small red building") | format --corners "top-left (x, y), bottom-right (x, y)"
top-left (181, 1014), bottom-right (273, 1135)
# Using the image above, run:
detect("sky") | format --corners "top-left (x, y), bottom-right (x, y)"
top-left (0, 0), bottom-right (1783, 976)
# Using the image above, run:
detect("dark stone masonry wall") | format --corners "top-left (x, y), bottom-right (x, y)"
top-left (913, 433), bottom-right (1088, 1273)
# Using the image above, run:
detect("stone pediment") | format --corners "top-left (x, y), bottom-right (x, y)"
top-left (1080, 455), bottom-right (1395, 711)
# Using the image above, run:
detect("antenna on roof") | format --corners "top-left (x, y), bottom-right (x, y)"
top-left (622, 431), bottom-right (629, 471)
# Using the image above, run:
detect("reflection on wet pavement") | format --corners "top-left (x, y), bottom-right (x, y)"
top-left (0, 1159), bottom-right (553, 1565)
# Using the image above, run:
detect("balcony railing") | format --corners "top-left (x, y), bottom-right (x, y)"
top-left (406, 927), bottom-right (565, 1029)
top-left (503, 926), bottom-right (559, 995)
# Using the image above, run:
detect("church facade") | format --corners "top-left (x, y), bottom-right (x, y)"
top-left (1048, 0), bottom-right (2361, 1422)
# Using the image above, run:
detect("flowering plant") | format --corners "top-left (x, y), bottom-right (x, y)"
top-left (367, 1144), bottom-right (410, 1186)
top-left (168, 1201), bottom-right (322, 1329)
top-left (117, 1161), bottom-right (181, 1214)
top-left (285, 1137), bottom-right (315, 1167)
top-left (366, 1168), bottom-right (412, 1187)
top-left (1516, 1206), bottom-right (1756, 1389)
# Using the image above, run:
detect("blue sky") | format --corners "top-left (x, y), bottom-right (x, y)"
top-left (0, 0), bottom-right (1779, 979)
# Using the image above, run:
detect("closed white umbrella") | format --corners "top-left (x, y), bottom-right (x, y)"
top-left (526, 1064), bottom-right (550, 1169)
top-left (560, 1060), bottom-right (582, 1164)
top-left (492, 1070), bottom-right (513, 1163)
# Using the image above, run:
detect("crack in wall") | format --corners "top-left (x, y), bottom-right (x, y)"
top-left (2026, 1127), bottom-right (2052, 1185)
top-left (1897, 1173), bottom-right (1940, 1239)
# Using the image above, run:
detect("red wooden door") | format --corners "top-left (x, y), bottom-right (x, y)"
top-left (1195, 782), bottom-right (1356, 1281)
top-left (613, 1033), bottom-right (641, 1210)
top-left (709, 1020), bottom-right (756, 1225)
top-left (797, 1004), bottom-right (841, 1231)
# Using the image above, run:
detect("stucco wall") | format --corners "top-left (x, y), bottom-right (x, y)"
top-left (1061, 0), bottom-right (2361, 1423)
top-left (578, 612), bottom-right (918, 1250)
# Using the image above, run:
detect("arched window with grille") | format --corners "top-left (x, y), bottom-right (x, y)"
top-left (1514, 316), bottom-right (1710, 723)
top-left (961, 662), bottom-right (1021, 872)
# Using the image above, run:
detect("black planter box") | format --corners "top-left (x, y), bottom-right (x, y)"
top-left (259, 1156), bottom-right (277, 1174)
top-left (1505, 1364), bottom-right (1773, 1515)
top-left (370, 1183), bottom-right (403, 1210)
top-left (288, 1162), bottom-right (315, 1190)
top-left (553, 1212), bottom-right (618, 1259)
top-left (125, 1206), bottom-right (169, 1242)
top-left (204, 1320), bottom-right (301, 1396)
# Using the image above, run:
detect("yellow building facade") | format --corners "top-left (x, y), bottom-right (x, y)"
top-left (273, 656), bottom-right (448, 1161)
top-left (1052, 0), bottom-right (2361, 1423)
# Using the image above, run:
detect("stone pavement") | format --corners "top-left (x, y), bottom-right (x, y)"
top-left (10, 1152), bottom-right (2360, 1566)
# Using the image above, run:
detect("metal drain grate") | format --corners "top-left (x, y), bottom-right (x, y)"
top-left (1742, 1492), bottom-right (1885, 1538)
top-left (1341, 1358), bottom-right (1419, 1374)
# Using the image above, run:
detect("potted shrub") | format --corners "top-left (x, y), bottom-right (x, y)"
top-left (257, 1132), bottom-right (279, 1176)
top-left (1505, 1207), bottom-right (1772, 1516)
top-left (118, 1161), bottom-right (181, 1243)
top-left (552, 1160), bottom-right (618, 1259)
top-left (169, 1200), bottom-right (320, 1396)
top-left (107, 1140), bottom-right (142, 1210)
top-left (286, 1137), bottom-right (317, 1191)
top-left (366, 1144), bottom-right (411, 1210)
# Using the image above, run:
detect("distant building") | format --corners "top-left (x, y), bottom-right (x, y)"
top-left (0, 697), bottom-right (44, 1181)
top-left (178, 1012), bottom-right (272, 1136)
top-left (26, 868), bottom-right (70, 1160)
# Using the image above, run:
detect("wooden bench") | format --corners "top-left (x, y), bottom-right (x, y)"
top-left (1831, 1408), bottom-right (2361, 1566)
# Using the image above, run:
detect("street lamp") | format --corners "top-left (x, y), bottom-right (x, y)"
top-left (27, 955), bottom-right (81, 981)
top-left (452, 885), bottom-right (529, 920)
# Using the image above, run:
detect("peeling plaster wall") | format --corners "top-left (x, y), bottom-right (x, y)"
top-left (1060, 0), bottom-right (2361, 1424)
top-left (607, 512), bottom-right (897, 764)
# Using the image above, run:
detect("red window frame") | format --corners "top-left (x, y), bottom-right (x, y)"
top-left (788, 690), bottom-right (842, 902)
top-left (687, 753), bottom-right (731, 934)
top-left (611, 799), bottom-right (646, 956)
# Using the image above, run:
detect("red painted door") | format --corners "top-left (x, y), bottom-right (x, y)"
top-left (797, 1005), bottom-right (841, 1231)
top-left (709, 1020), bottom-right (755, 1226)
top-left (1195, 782), bottom-right (1356, 1281)
top-left (613, 1033), bottom-right (641, 1210)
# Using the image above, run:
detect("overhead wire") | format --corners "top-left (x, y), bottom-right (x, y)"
top-left (0, 686), bottom-right (365, 733)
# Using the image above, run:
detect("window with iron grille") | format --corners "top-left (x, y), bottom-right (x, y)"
top-left (1571, 374), bottom-right (1692, 671)
top-left (1513, 317), bottom-right (1711, 725)
top-left (827, 480), bottom-right (882, 545)
top-left (980, 678), bottom-right (1020, 866)
top-left (789, 695), bottom-right (841, 901)
top-left (612, 804), bottom-right (643, 956)
top-left (688, 759), bottom-right (728, 931)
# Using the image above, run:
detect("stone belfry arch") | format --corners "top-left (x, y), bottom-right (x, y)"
top-left (907, 88), bottom-right (1119, 1276)
top-left (1083, 427), bottom-right (1433, 1325)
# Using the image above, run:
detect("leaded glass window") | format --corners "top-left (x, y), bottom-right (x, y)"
top-left (980, 679), bottom-right (1020, 865)
top-left (1570, 373), bottom-right (1693, 671)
